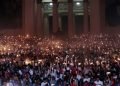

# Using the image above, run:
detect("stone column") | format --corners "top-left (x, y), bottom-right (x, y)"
top-left (58, 15), bottom-right (62, 31)
top-left (36, 0), bottom-right (44, 37)
top-left (44, 15), bottom-right (49, 36)
top-left (52, 0), bottom-right (59, 33)
top-left (90, 0), bottom-right (101, 33)
top-left (22, 0), bottom-right (35, 36)
top-left (68, 0), bottom-right (75, 38)
top-left (83, 0), bottom-right (89, 33)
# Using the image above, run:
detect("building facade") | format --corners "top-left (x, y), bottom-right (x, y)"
top-left (22, 0), bottom-right (107, 37)
top-left (0, 0), bottom-right (120, 37)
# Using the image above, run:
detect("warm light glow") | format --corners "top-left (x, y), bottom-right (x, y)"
top-left (25, 59), bottom-right (31, 65)
top-left (38, 59), bottom-right (42, 62)
top-left (49, 3), bottom-right (53, 6)
top-left (96, 61), bottom-right (100, 65)
top-left (118, 58), bottom-right (120, 61)
top-left (78, 62), bottom-right (81, 65)
top-left (16, 54), bottom-right (20, 57)
top-left (0, 34), bottom-right (119, 68)
top-left (76, 2), bottom-right (81, 6)
top-left (26, 34), bottom-right (30, 38)
top-left (90, 62), bottom-right (93, 65)
top-left (3, 47), bottom-right (6, 51)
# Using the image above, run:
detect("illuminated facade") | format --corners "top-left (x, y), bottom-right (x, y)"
top-left (22, 0), bottom-right (105, 37)
top-left (0, 0), bottom-right (120, 37)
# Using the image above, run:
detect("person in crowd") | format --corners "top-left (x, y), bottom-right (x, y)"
top-left (0, 34), bottom-right (119, 86)
top-left (94, 78), bottom-right (103, 86)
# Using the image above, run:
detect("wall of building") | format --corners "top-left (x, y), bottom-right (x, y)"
top-left (0, 0), bottom-right (120, 36)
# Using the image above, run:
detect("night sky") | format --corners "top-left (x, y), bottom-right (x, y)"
top-left (106, 0), bottom-right (120, 26)
top-left (0, 0), bottom-right (22, 19)
top-left (0, 0), bottom-right (22, 28)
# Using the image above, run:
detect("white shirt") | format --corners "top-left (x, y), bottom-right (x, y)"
top-left (66, 67), bottom-right (70, 71)
top-left (29, 69), bottom-right (33, 75)
top-left (83, 78), bottom-right (90, 82)
top-left (6, 82), bottom-right (14, 86)
top-left (94, 80), bottom-right (103, 86)
top-left (51, 72), bottom-right (56, 77)
top-left (18, 70), bottom-right (22, 75)
top-left (60, 74), bottom-right (63, 79)
top-left (41, 82), bottom-right (47, 86)
top-left (76, 74), bottom-right (82, 80)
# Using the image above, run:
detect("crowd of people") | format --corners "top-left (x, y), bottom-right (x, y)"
top-left (0, 34), bottom-right (120, 86)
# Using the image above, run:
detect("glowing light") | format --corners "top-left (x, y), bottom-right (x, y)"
top-left (8, 49), bottom-right (11, 51)
top-left (118, 58), bottom-right (120, 61)
top-left (76, 2), bottom-right (81, 6)
top-left (38, 59), bottom-right (42, 62)
top-left (25, 59), bottom-right (31, 65)
top-left (16, 54), bottom-right (20, 57)
top-left (26, 34), bottom-right (30, 38)
top-left (19, 45), bottom-right (21, 47)
top-left (90, 62), bottom-right (93, 65)
top-left (78, 63), bottom-right (81, 65)
top-left (96, 61), bottom-right (100, 65)
top-left (3, 47), bottom-right (6, 51)
top-left (49, 3), bottom-right (53, 6)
